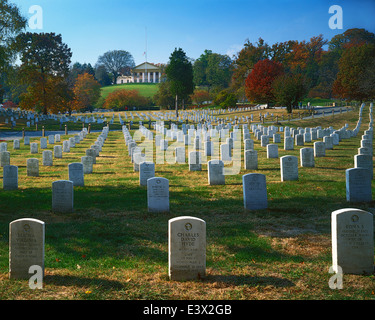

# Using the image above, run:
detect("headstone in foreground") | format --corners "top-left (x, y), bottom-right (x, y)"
top-left (331, 208), bottom-right (374, 274)
top-left (168, 216), bottom-right (206, 281)
top-left (9, 218), bottom-right (45, 280)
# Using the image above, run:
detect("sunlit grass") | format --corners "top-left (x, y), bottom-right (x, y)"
top-left (0, 104), bottom-right (374, 300)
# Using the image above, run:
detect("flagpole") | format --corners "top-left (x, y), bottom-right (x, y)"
top-left (145, 26), bottom-right (147, 83)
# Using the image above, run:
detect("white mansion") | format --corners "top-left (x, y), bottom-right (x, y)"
top-left (116, 62), bottom-right (162, 84)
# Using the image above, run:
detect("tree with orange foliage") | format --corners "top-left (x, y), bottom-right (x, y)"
top-left (15, 32), bottom-right (72, 114)
top-left (71, 73), bottom-right (101, 112)
top-left (190, 89), bottom-right (211, 107)
top-left (244, 59), bottom-right (284, 104)
top-left (103, 89), bottom-right (149, 111)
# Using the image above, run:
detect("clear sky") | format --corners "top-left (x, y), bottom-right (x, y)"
top-left (11, 0), bottom-right (375, 66)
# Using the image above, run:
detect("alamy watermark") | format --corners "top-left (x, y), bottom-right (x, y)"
top-left (130, 125), bottom-right (242, 175)
top-left (28, 265), bottom-right (43, 289)
top-left (328, 265), bottom-right (343, 290)
top-left (28, 5), bottom-right (43, 30)
top-left (329, 5), bottom-right (343, 30)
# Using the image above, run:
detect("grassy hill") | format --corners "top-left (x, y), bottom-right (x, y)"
top-left (100, 83), bottom-right (159, 99)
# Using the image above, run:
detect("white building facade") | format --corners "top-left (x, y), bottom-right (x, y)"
top-left (116, 62), bottom-right (162, 84)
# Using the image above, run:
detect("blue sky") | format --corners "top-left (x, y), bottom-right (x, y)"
top-left (11, 0), bottom-right (375, 66)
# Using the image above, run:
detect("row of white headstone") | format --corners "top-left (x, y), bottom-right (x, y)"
top-left (346, 103), bottom-right (374, 203)
top-left (1, 128), bottom-right (109, 201)
top-left (122, 103), bottom-right (373, 205)
top-left (8, 207), bottom-right (373, 284)
top-left (122, 124), bottom-right (269, 211)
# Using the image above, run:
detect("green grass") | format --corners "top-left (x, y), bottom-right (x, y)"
top-left (100, 83), bottom-right (160, 99)
top-left (0, 105), bottom-right (374, 300)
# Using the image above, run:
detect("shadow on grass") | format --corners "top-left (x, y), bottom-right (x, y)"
top-left (44, 274), bottom-right (125, 289)
top-left (204, 274), bottom-right (295, 288)
top-left (1, 184), bottom-right (374, 278)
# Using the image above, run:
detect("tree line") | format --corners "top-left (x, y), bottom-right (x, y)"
top-left (157, 28), bottom-right (375, 114)
top-left (1, 0), bottom-right (374, 115)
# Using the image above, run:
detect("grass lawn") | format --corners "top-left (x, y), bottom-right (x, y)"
top-left (0, 104), bottom-right (374, 301)
top-left (100, 83), bottom-right (160, 99)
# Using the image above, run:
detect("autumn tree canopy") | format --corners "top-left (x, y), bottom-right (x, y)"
top-left (333, 43), bottom-right (375, 102)
top-left (71, 73), bottom-right (101, 112)
top-left (244, 59), bottom-right (284, 104)
top-left (15, 32), bottom-right (72, 114)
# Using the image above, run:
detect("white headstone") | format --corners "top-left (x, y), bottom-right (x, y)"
top-left (63, 140), bottom-right (70, 153)
top-left (273, 134), bottom-right (281, 144)
top-left (54, 145), bottom-right (62, 159)
top-left (40, 138), bottom-right (47, 149)
top-left (81, 156), bottom-right (93, 174)
top-left (48, 135), bottom-right (54, 144)
top-left (147, 177), bottom-right (169, 212)
top-left (280, 155), bottom-right (298, 181)
top-left (68, 163), bottom-right (84, 187)
top-left (139, 161), bottom-right (155, 186)
top-left (244, 150), bottom-right (258, 170)
top-left (3, 165), bottom-right (18, 190)
top-left (52, 180), bottom-right (74, 213)
top-left (42, 150), bottom-right (53, 166)
top-left (266, 144), bottom-right (278, 159)
top-left (189, 151), bottom-right (202, 171)
top-left (354, 154), bottom-right (373, 179)
top-left (261, 135), bottom-right (269, 147)
top-left (69, 137), bottom-right (75, 148)
top-left (0, 151), bottom-right (10, 167)
top-left (168, 216), bottom-right (206, 281)
top-left (13, 139), bottom-right (20, 150)
top-left (0, 142), bottom-right (7, 152)
top-left (220, 144), bottom-right (231, 162)
top-left (208, 160), bottom-right (225, 185)
top-left (9, 218), bottom-right (45, 280)
top-left (295, 134), bottom-right (304, 146)
top-left (300, 147), bottom-right (315, 167)
top-left (314, 141), bottom-right (325, 157)
top-left (27, 158), bottom-right (39, 177)
top-left (86, 148), bottom-right (96, 164)
top-left (30, 143), bottom-right (38, 154)
top-left (346, 168), bottom-right (372, 202)
top-left (332, 208), bottom-right (374, 274)
top-left (324, 136), bottom-right (333, 150)
top-left (24, 136), bottom-right (30, 146)
top-left (244, 139), bottom-right (254, 151)
top-left (243, 173), bottom-right (268, 210)
top-left (284, 136), bottom-right (294, 150)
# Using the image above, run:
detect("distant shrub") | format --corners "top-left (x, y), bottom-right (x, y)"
top-left (103, 89), bottom-right (150, 111)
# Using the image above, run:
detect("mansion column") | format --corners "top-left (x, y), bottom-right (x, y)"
top-left (148, 72), bottom-right (151, 83)
top-left (153, 72), bottom-right (156, 83)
